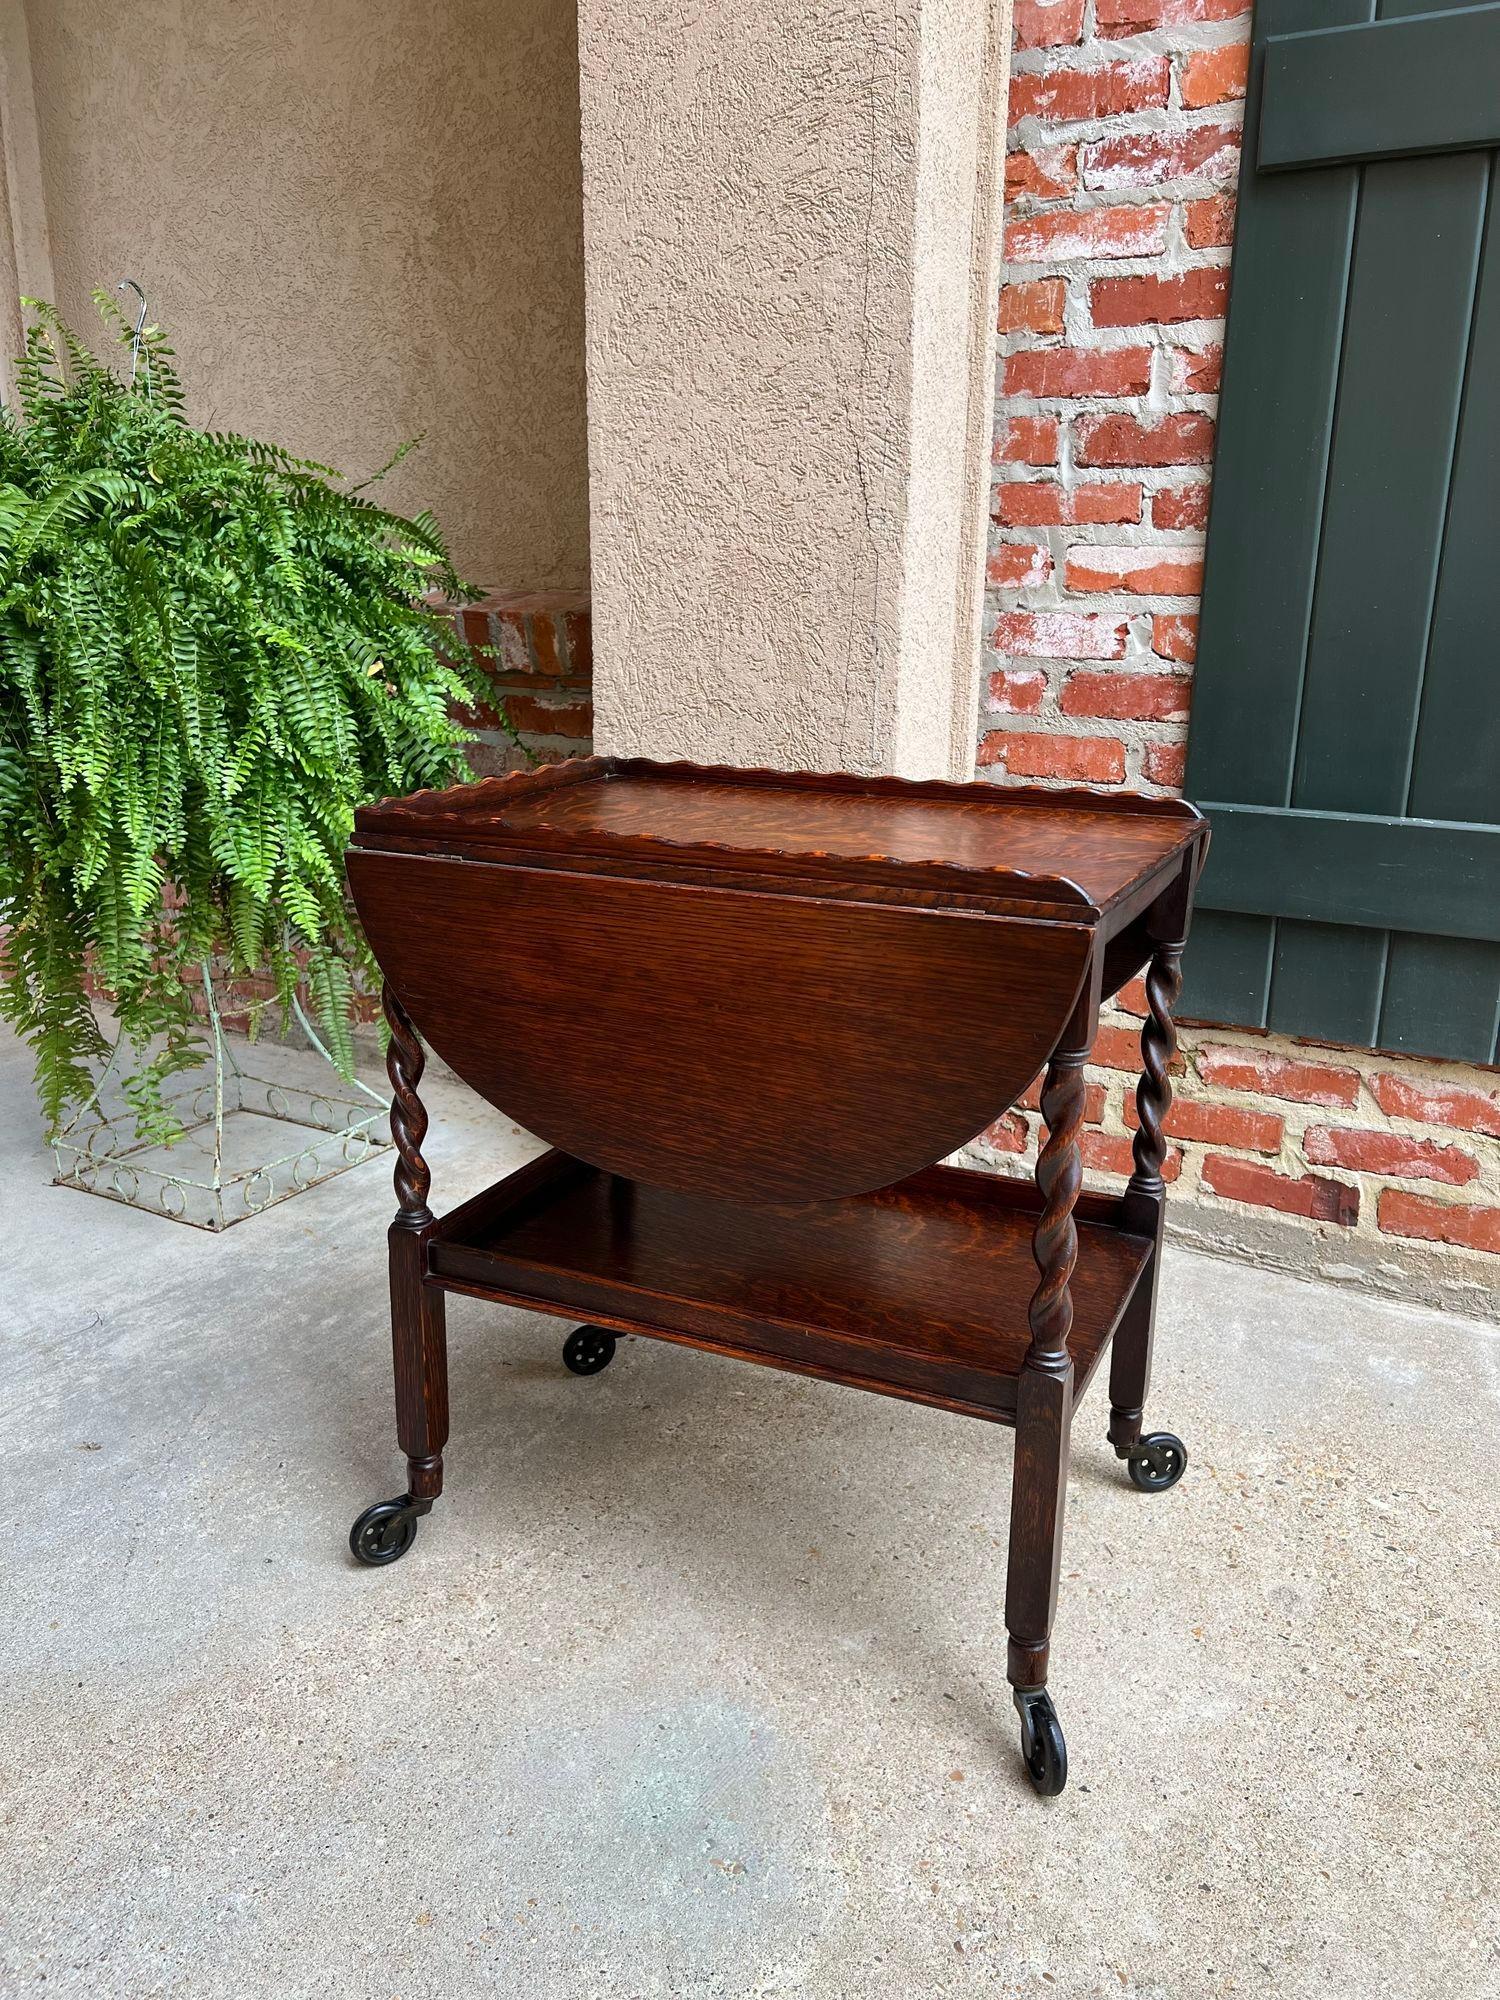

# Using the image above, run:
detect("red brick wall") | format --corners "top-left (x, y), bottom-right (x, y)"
top-left (987, 0), bottom-right (1244, 792)
top-left (981, 0), bottom-right (1500, 1282)
top-left (453, 590), bottom-right (594, 772)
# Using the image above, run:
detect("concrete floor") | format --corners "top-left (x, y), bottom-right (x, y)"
top-left (2, 1024), bottom-right (1497, 2000)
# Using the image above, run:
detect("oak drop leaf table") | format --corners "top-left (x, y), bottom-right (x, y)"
top-left (345, 758), bottom-right (1209, 1797)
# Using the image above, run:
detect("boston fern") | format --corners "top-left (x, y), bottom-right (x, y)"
top-left (0, 293), bottom-right (498, 1140)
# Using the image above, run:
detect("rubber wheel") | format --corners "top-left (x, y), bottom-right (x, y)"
top-left (1018, 1695), bottom-right (1068, 1798)
top-left (349, 1497), bottom-right (419, 1566)
top-left (563, 1325), bottom-right (617, 1376)
top-left (1126, 1431), bottom-right (1188, 1493)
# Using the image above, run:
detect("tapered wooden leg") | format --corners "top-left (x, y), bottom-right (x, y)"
top-left (350, 986), bottom-right (448, 1566)
top-left (1005, 1036), bottom-right (1087, 1796)
top-left (389, 1219), bottom-right (448, 1502)
top-left (1006, 1362), bottom-right (1073, 1696)
top-left (1105, 1278), bottom-right (1153, 1457)
top-left (1109, 942), bottom-right (1188, 1494)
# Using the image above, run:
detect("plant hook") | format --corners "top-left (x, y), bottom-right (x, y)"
top-left (116, 278), bottom-right (149, 391)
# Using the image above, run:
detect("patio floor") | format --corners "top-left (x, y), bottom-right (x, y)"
top-left (2, 1021), bottom-right (1496, 1999)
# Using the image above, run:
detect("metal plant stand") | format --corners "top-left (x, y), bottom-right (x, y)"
top-left (51, 964), bottom-right (390, 1230)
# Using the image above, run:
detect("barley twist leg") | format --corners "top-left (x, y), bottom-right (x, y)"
top-left (349, 984), bottom-right (448, 1564)
top-left (1110, 943), bottom-right (1189, 1490)
top-left (1004, 1040), bottom-right (1089, 1796)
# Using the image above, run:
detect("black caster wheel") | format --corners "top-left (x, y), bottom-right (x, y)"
top-left (1014, 1687), bottom-right (1067, 1798)
top-left (1123, 1430), bottom-right (1188, 1493)
top-left (349, 1495), bottom-right (423, 1566)
top-left (562, 1325), bottom-right (617, 1376)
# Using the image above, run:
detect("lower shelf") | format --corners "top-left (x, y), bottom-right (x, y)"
top-left (429, 1153), bottom-right (1153, 1425)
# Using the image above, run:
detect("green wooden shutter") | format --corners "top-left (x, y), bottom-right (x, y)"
top-left (1182, 0), bottom-right (1500, 1064)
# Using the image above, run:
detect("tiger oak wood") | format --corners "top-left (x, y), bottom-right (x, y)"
top-left (347, 853), bottom-right (1095, 1203)
top-left (347, 756), bottom-right (1209, 1795)
top-left (428, 1154), bottom-right (1154, 1422)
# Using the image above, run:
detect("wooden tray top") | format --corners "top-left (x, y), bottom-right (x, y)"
top-left (348, 759), bottom-right (1207, 1203)
top-left (354, 757), bottom-right (1203, 921)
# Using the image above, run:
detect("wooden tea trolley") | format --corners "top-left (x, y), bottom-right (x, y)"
top-left (345, 758), bottom-right (1208, 1797)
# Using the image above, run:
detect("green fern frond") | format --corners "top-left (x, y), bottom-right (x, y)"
top-left (0, 294), bottom-right (500, 1138)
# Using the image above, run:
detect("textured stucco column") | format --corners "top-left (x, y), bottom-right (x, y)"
top-left (578, 0), bottom-right (1011, 778)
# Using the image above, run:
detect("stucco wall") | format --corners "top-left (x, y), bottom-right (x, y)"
top-left (905, 0), bottom-right (1011, 780)
top-left (577, 0), bottom-right (1010, 778)
top-left (13, 0), bottom-right (589, 593)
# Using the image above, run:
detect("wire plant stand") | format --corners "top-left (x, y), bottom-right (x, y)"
top-left (51, 963), bottom-right (391, 1230)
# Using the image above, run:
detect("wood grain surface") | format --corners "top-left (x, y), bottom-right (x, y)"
top-left (354, 756), bottom-right (1205, 919)
top-left (427, 1154), bottom-right (1153, 1423)
top-left (349, 851), bottom-right (1096, 1202)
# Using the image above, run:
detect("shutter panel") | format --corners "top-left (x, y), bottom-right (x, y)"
top-left (1182, 0), bottom-right (1500, 1064)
